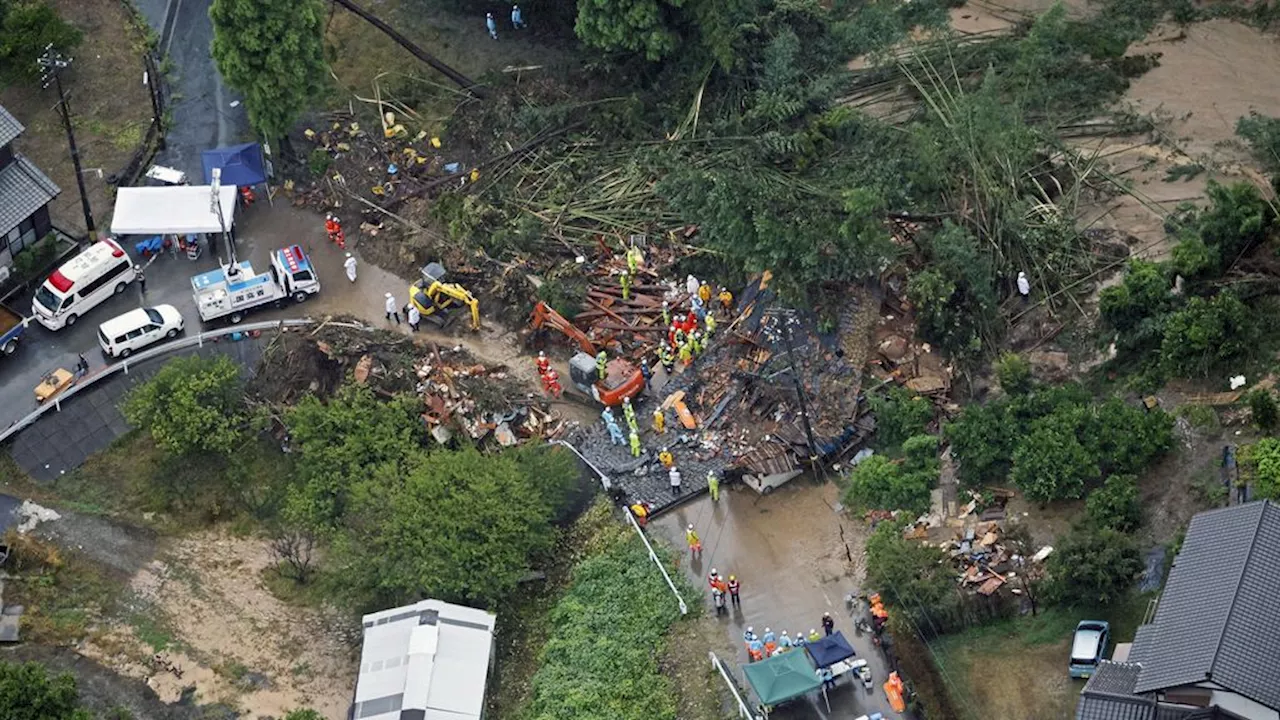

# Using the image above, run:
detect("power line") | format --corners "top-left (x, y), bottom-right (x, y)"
top-left (882, 583), bottom-right (982, 720)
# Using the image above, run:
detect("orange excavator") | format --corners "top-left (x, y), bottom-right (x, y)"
top-left (530, 301), bottom-right (644, 406)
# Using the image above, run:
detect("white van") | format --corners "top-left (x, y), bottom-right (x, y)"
top-left (33, 238), bottom-right (137, 330)
top-left (97, 304), bottom-right (184, 358)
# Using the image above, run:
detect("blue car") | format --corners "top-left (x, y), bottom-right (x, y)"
top-left (1070, 620), bottom-right (1110, 678)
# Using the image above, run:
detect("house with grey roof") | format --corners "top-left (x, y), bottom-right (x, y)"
top-left (0, 103), bottom-right (61, 275)
top-left (1076, 500), bottom-right (1280, 720)
top-left (351, 598), bottom-right (497, 720)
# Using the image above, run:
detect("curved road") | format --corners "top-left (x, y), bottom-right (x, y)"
top-left (0, 0), bottom-right (250, 431)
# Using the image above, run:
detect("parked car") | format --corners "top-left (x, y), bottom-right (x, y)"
top-left (97, 305), bottom-right (184, 359)
top-left (1070, 620), bottom-right (1110, 678)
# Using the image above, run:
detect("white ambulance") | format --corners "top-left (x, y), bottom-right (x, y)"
top-left (32, 238), bottom-right (137, 330)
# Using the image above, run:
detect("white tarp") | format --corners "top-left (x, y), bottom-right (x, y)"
top-left (110, 185), bottom-right (237, 235)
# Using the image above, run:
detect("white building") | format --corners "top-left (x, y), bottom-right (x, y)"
top-left (351, 599), bottom-right (497, 720)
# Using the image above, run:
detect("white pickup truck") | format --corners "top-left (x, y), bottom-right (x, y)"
top-left (191, 245), bottom-right (319, 324)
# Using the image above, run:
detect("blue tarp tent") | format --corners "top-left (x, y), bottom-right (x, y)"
top-left (201, 142), bottom-right (267, 187)
top-left (805, 631), bottom-right (856, 668)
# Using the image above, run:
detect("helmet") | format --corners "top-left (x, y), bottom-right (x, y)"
top-left (823, 611), bottom-right (831, 617)
top-left (747, 626), bottom-right (754, 633)
top-left (764, 627), bottom-right (771, 633)
top-left (538, 350), bottom-right (546, 358)
top-left (810, 628), bottom-right (816, 634)
top-left (687, 524), bottom-right (693, 530)
top-left (385, 292), bottom-right (392, 298)
top-left (780, 630), bottom-right (789, 636)
top-left (710, 568), bottom-right (718, 576)
top-left (729, 575), bottom-right (735, 581)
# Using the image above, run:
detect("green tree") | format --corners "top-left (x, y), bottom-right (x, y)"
top-left (210, 0), bottom-right (326, 141)
top-left (1085, 474), bottom-right (1141, 532)
top-left (1249, 389), bottom-right (1279, 432)
top-left (283, 386), bottom-right (424, 530)
top-left (1076, 399), bottom-right (1173, 476)
top-left (869, 386), bottom-right (934, 453)
top-left (336, 445), bottom-right (577, 607)
top-left (907, 222), bottom-right (998, 364)
top-left (840, 453), bottom-right (933, 516)
top-left (1045, 525), bottom-right (1142, 606)
top-left (864, 521), bottom-right (960, 634)
top-left (995, 352), bottom-right (1033, 395)
top-left (574, 0), bottom-right (683, 61)
top-left (0, 661), bottom-right (90, 720)
top-left (283, 711), bottom-right (323, 720)
top-left (0, 2), bottom-right (82, 82)
top-left (1098, 259), bottom-right (1173, 335)
top-left (122, 355), bottom-right (247, 457)
top-left (1242, 437), bottom-right (1280, 501)
top-left (945, 400), bottom-right (1016, 487)
top-left (1159, 292), bottom-right (1257, 377)
top-left (1011, 414), bottom-right (1097, 501)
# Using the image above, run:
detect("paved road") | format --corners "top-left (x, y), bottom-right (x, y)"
top-left (136, 0), bottom-right (251, 179)
top-left (0, 0), bottom-right (255, 432)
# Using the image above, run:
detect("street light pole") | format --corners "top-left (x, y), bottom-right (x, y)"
top-left (37, 45), bottom-right (95, 240)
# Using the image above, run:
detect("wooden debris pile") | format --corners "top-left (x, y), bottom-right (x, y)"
top-left (413, 343), bottom-right (566, 447)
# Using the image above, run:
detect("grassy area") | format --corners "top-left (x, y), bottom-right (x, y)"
top-left (3, 532), bottom-right (123, 645)
top-left (2, 430), bottom-right (296, 532)
top-left (928, 594), bottom-right (1153, 720)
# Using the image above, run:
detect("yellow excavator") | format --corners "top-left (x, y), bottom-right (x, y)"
top-left (408, 262), bottom-right (480, 330)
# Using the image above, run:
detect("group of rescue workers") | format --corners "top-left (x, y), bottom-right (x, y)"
top-left (738, 611), bottom-right (838, 663)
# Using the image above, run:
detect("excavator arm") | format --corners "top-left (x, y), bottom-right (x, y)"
top-left (430, 282), bottom-right (480, 330)
top-left (530, 301), bottom-right (597, 355)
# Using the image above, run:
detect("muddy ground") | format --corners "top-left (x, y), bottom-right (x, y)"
top-left (0, 0), bottom-right (154, 234)
top-left (78, 531), bottom-right (359, 718)
top-left (651, 480), bottom-right (898, 719)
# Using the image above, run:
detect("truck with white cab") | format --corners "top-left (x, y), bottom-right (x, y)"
top-left (192, 245), bottom-right (319, 324)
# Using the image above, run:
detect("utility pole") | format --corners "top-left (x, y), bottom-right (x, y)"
top-left (37, 45), bottom-right (95, 240)
top-left (765, 309), bottom-right (819, 466)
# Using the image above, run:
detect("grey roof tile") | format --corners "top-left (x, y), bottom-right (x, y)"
top-left (1075, 693), bottom-right (1154, 720)
top-left (1084, 662), bottom-right (1143, 697)
top-left (1128, 625), bottom-right (1157, 666)
top-left (0, 155), bottom-right (60, 235)
top-left (1133, 501), bottom-right (1280, 710)
top-left (0, 104), bottom-right (23, 148)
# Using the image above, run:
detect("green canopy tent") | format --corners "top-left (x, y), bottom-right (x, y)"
top-left (742, 650), bottom-right (823, 714)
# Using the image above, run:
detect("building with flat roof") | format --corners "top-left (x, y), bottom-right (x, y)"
top-left (351, 599), bottom-right (497, 720)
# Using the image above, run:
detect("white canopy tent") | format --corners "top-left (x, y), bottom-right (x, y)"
top-left (110, 185), bottom-right (237, 235)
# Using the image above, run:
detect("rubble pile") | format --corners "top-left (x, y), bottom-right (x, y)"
top-left (567, 274), bottom-right (880, 512)
top-left (412, 344), bottom-right (568, 446)
top-left (869, 276), bottom-right (956, 412)
top-left (256, 321), bottom-right (565, 450)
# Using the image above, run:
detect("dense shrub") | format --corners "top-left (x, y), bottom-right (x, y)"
top-left (122, 356), bottom-right (248, 458)
top-left (0, 2), bottom-right (82, 83)
top-left (946, 386), bottom-right (1172, 500)
top-left (1249, 389), bottom-right (1280, 432)
top-left (869, 386), bottom-right (934, 453)
top-left (994, 352), bottom-right (1033, 395)
top-left (1159, 292), bottom-right (1257, 378)
top-left (1045, 525), bottom-right (1142, 607)
top-left (524, 507), bottom-right (684, 720)
top-left (1242, 437), bottom-right (1280, 501)
top-left (841, 434), bottom-right (938, 516)
top-left (1085, 474), bottom-right (1142, 532)
top-left (0, 661), bottom-right (89, 720)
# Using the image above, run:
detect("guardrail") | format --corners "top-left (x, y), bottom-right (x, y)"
top-left (0, 318), bottom-right (316, 445)
top-left (550, 438), bottom-right (690, 616)
top-left (709, 651), bottom-right (762, 720)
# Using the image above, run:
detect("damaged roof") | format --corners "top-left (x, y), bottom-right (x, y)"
top-left (1132, 500), bottom-right (1280, 708)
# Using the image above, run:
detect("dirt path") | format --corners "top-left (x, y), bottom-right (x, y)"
top-left (1076, 20), bottom-right (1280, 252)
top-left (82, 531), bottom-right (357, 719)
